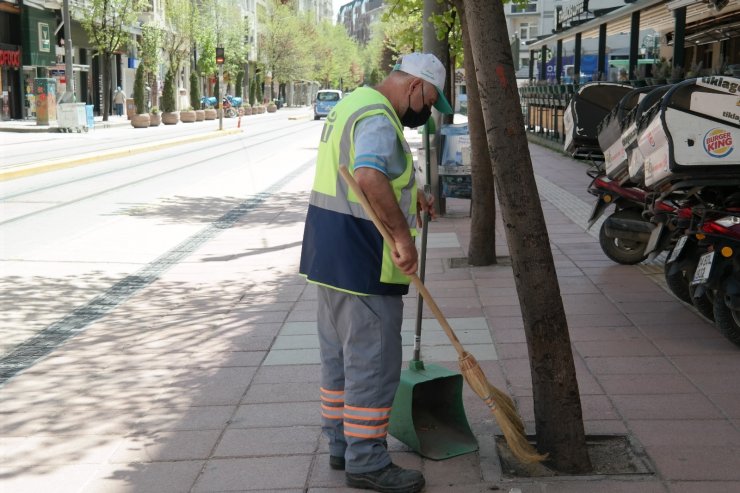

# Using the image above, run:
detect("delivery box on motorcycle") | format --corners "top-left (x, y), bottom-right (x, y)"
top-left (599, 85), bottom-right (659, 185)
top-left (638, 77), bottom-right (740, 191)
top-left (625, 86), bottom-right (672, 186)
top-left (564, 82), bottom-right (632, 159)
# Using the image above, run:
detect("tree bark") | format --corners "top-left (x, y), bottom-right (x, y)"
top-left (463, 0), bottom-right (592, 473)
top-left (423, 0), bottom-right (453, 125)
top-left (451, 0), bottom-right (497, 266)
top-left (102, 52), bottom-right (111, 122)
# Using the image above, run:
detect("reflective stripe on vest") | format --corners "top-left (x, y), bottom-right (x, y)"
top-left (300, 87), bottom-right (417, 296)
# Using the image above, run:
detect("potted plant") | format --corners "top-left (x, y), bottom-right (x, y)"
top-left (190, 72), bottom-right (205, 121)
top-left (161, 69), bottom-right (179, 125)
top-left (149, 106), bottom-right (161, 126)
top-left (267, 100), bottom-right (277, 113)
top-left (180, 106), bottom-right (196, 123)
top-left (204, 102), bottom-right (217, 120)
top-left (131, 64), bottom-right (151, 128)
top-left (242, 105), bottom-right (253, 116)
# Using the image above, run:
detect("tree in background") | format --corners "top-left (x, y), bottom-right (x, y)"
top-left (161, 69), bottom-right (176, 113)
top-left (139, 23), bottom-right (164, 109)
top-left (449, 0), bottom-right (496, 266)
top-left (190, 72), bottom-right (200, 109)
top-left (249, 79), bottom-right (256, 106)
top-left (164, 0), bottom-right (197, 106)
top-left (311, 21), bottom-right (362, 89)
top-left (81, 0), bottom-right (144, 121)
top-left (258, 0), bottom-right (313, 100)
top-left (134, 62), bottom-right (146, 114)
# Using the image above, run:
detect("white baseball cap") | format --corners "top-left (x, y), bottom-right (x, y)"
top-left (393, 52), bottom-right (453, 114)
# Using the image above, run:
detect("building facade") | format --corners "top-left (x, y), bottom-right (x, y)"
top-left (337, 0), bottom-right (384, 45)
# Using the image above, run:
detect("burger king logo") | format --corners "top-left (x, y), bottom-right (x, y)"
top-left (703, 128), bottom-right (734, 158)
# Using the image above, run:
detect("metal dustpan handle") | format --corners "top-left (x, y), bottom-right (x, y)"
top-left (413, 119), bottom-right (433, 366)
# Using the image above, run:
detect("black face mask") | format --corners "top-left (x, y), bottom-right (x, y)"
top-left (401, 84), bottom-right (432, 128)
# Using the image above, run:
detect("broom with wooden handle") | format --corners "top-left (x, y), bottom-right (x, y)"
top-left (339, 165), bottom-right (547, 464)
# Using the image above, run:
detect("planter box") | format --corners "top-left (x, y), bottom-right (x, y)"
top-left (149, 113), bottom-right (161, 126)
top-left (204, 108), bottom-right (217, 120)
top-left (131, 113), bottom-right (151, 129)
top-left (162, 112), bottom-right (179, 125)
top-left (195, 109), bottom-right (205, 121)
top-left (242, 106), bottom-right (253, 116)
top-left (180, 110), bottom-right (196, 123)
top-left (267, 104), bottom-right (277, 113)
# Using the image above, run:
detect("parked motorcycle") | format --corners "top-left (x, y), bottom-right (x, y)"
top-left (586, 168), bottom-right (656, 264)
top-left (690, 209), bottom-right (740, 344)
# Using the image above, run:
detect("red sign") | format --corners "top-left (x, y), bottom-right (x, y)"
top-left (0, 49), bottom-right (21, 68)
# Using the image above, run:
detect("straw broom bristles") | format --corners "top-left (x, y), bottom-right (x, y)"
top-left (459, 352), bottom-right (548, 464)
top-left (339, 166), bottom-right (547, 465)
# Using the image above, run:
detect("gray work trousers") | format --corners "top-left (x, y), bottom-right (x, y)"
top-left (317, 285), bottom-right (403, 474)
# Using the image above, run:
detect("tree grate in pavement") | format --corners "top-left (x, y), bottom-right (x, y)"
top-left (0, 158), bottom-right (316, 386)
top-left (497, 434), bottom-right (653, 478)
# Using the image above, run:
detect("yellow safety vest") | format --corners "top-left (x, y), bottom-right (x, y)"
top-left (299, 87), bottom-right (417, 296)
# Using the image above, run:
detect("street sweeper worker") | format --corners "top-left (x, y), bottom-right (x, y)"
top-left (299, 52), bottom-right (453, 493)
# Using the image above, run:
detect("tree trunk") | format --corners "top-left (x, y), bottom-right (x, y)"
top-left (452, 0), bottom-right (497, 266)
top-left (423, 0), bottom-right (453, 125)
top-left (102, 52), bottom-right (111, 122)
top-left (463, 0), bottom-right (592, 473)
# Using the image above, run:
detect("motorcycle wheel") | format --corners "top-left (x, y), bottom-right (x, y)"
top-left (713, 293), bottom-right (740, 346)
top-left (598, 209), bottom-right (648, 265)
top-left (664, 260), bottom-right (692, 303)
top-left (686, 265), bottom-right (715, 321)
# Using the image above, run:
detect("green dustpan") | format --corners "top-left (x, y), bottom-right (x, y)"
top-left (388, 121), bottom-right (478, 460)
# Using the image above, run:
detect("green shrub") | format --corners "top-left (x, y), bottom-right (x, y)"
top-left (161, 69), bottom-right (176, 112)
top-left (134, 63), bottom-right (146, 114)
top-left (190, 72), bottom-right (200, 109)
top-left (256, 76), bottom-right (263, 103)
top-left (249, 80), bottom-right (256, 106)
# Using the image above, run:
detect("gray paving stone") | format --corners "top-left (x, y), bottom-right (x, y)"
top-left (214, 426), bottom-right (320, 457)
top-left (242, 382), bottom-right (319, 404)
top-left (193, 456), bottom-right (313, 491)
top-left (611, 393), bottom-right (725, 420)
top-left (230, 402), bottom-right (318, 428)
top-left (82, 461), bottom-right (203, 493)
top-left (133, 405), bottom-right (235, 432)
top-left (109, 430), bottom-right (222, 462)
top-left (0, 464), bottom-right (100, 493)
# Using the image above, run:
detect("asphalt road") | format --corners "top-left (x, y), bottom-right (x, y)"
top-left (0, 109), bottom-right (323, 366)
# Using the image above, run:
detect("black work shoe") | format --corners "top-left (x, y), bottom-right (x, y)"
top-left (329, 455), bottom-right (345, 470)
top-left (346, 463), bottom-right (425, 493)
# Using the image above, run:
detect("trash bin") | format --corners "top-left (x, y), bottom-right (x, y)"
top-left (57, 103), bottom-right (88, 133)
top-left (85, 105), bottom-right (94, 129)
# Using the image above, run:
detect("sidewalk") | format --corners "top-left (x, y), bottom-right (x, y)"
top-left (0, 114), bottom-right (131, 133)
top-left (1, 134), bottom-right (738, 492)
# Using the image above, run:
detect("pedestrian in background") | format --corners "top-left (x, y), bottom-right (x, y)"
top-left (113, 87), bottom-right (126, 117)
top-left (300, 52), bottom-right (452, 493)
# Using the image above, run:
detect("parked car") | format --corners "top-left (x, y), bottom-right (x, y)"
top-left (314, 89), bottom-right (342, 120)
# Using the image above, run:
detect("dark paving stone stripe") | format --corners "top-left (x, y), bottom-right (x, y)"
top-left (0, 158), bottom-right (315, 386)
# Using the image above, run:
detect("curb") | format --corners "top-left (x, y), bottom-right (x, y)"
top-left (0, 128), bottom-right (243, 181)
